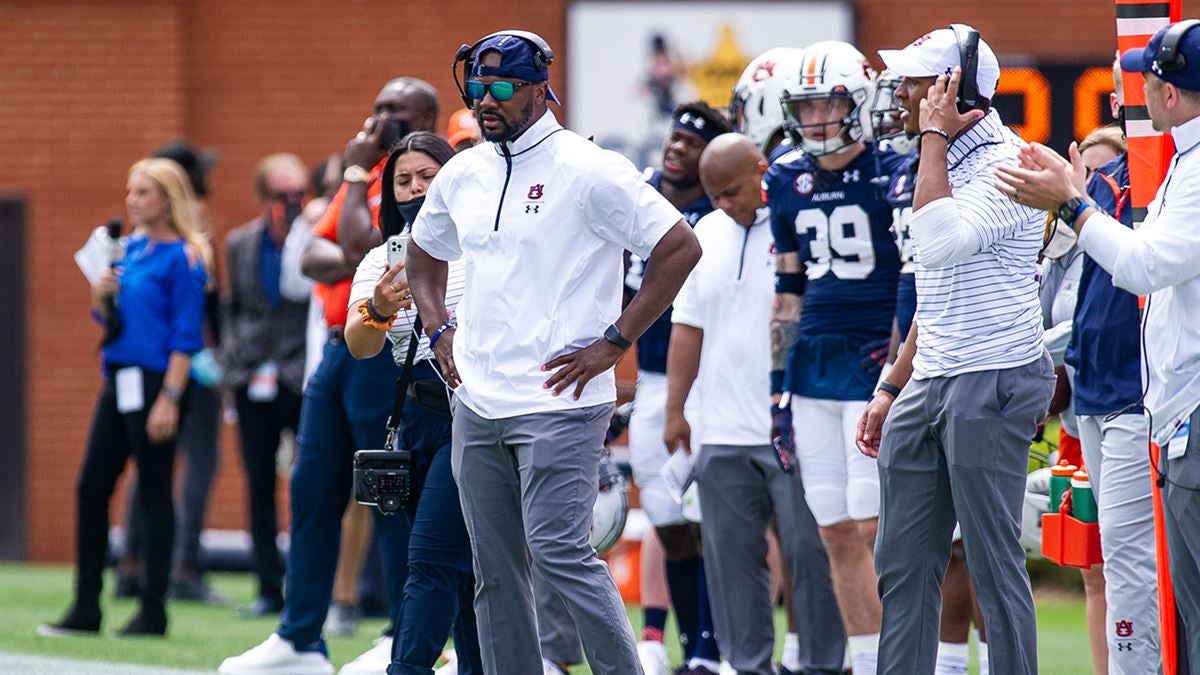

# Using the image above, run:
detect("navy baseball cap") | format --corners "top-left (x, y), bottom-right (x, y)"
top-left (471, 34), bottom-right (560, 103)
top-left (1120, 21), bottom-right (1200, 92)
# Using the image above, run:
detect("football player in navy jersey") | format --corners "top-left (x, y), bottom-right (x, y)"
top-left (872, 70), bottom-right (919, 342)
top-left (733, 48), bottom-right (849, 675)
top-left (625, 100), bottom-right (730, 675)
top-left (765, 41), bottom-right (906, 675)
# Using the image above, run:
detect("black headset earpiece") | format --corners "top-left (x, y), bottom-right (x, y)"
top-left (948, 23), bottom-right (980, 113)
top-left (452, 29), bottom-right (555, 109)
top-left (1156, 19), bottom-right (1200, 74)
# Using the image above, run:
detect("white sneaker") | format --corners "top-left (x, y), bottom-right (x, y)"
top-left (637, 640), bottom-right (670, 675)
top-left (543, 658), bottom-right (568, 675)
top-left (433, 649), bottom-right (458, 675)
top-left (219, 633), bottom-right (334, 675)
top-left (338, 636), bottom-right (393, 675)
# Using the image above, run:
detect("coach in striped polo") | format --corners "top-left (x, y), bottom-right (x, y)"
top-left (855, 28), bottom-right (1056, 675)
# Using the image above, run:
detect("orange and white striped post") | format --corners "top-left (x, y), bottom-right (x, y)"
top-left (1114, 1), bottom-right (1181, 671)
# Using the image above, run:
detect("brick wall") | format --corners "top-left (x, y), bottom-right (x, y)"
top-left (0, 2), bottom-right (188, 563)
top-left (3, 0), bottom-right (1192, 562)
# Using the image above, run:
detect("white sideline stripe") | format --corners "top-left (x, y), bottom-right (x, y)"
top-left (0, 651), bottom-right (215, 674)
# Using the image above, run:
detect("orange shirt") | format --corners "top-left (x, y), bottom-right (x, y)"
top-left (312, 158), bottom-right (386, 328)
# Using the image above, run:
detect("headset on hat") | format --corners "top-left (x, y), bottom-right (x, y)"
top-left (452, 29), bottom-right (555, 109)
top-left (1156, 19), bottom-right (1200, 74)
top-left (948, 23), bottom-right (981, 113)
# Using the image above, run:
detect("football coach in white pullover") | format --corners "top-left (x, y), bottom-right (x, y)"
top-left (996, 21), bottom-right (1200, 670)
top-left (406, 30), bottom-right (701, 674)
top-left (856, 27), bottom-right (1057, 675)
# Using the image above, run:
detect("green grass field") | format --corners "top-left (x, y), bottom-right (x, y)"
top-left (0, 563), bottom-right (1093, 674)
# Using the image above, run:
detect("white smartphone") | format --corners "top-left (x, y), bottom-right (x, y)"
top-left (386, 233), bottom-right (409, 269)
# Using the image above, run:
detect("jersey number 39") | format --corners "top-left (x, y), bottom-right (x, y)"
top-left (793, 205), bottom-right (875, 280)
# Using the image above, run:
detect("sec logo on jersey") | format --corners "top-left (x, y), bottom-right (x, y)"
top-left (794, 172), bottom-right (815, 196)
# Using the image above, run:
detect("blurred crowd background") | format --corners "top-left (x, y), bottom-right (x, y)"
top-left (0, 0), bottom-right (1194, 567)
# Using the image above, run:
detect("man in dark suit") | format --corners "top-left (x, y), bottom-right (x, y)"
top-left (221, 153), bottom-right (311, 616)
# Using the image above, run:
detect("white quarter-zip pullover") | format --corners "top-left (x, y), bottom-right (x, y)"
top-left (412, 110), bottom-right (684, 419)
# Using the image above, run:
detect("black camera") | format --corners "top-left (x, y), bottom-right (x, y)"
top-left (353, 449), bottom-right (413, 515)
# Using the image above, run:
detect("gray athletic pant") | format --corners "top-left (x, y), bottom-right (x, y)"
top-left (1162, 403), bottom-right (1200, 675)
top-left (875, 354), bottom-right (1055, 675)
top-left (696, 443), bottom-right (846, 674)
top-left (1077, 412), bottom-right (1160, 673)
top-left (451, 399), bottom-right (639, 675)
top-left (536, 569), bottom-right (584, 666)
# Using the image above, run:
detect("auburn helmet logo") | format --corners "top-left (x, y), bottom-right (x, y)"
top-left (752, 60), bottom-right (777, 82)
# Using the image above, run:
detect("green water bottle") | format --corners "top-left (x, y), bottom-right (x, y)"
top-left (1071, 469), bottom-right (1098, 523)
top-left (1050, 460), bottom-right (1077, 512)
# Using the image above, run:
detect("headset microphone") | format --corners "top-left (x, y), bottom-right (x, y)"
top-left (453, 44), bottom-right (475, 109)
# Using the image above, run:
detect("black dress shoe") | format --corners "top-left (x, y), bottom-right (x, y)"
top-left (118, 605), bottom-right (167, 637)
top-left (236, 595), bottom-right (285, 618)
top-left (169, 573), bottom-right (229, 604)
top-left (113, 573), bottom-right (141, 598)
top-left (38, 604), bottom-right (101, 637)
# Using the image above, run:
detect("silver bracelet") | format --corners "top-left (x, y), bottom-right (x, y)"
top-left (920, 127), bottom-right (949, 142)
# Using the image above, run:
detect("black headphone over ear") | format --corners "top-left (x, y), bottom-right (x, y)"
top-left (1155, 19), bottom-right (1200, 74)
top-left (452, 30), bottom-right (555, 109)
top-left (948, 23), bottom-right (981, 113)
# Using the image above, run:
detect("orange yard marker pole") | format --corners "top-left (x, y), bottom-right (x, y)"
top-left (1114, 1), bottom-right (1181, 671)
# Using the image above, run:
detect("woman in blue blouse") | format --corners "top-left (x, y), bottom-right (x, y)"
top-left (42, 158), bottom-right (210, 638)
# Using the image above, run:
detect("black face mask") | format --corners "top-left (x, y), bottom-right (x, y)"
top-left (395, 195), bottom-right (426, 226)
top-left (1116, 105), bottom-right (1127, 137)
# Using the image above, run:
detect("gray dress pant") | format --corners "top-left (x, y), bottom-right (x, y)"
top-left (695, 444), bottom-right (845, 674)
top-left (536, 568), bottom-right (584, 666)
top-left (1077, 412), bottom-right (1160, 672)
top-left (451, 399), bottom-right (639, 675)
top-left (875, 354), bottom-right (1055, 675)
top-left (1162, 403), bottom-right (1200, 675)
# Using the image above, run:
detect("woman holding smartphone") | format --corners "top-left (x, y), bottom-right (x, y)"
top-left (42, 158), bottom-right (210, 638)
top-left (344, 131), bottom-right (483, 674)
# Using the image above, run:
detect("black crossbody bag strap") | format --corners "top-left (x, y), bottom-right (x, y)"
top-left (385, 316), bottom-right (424, 450)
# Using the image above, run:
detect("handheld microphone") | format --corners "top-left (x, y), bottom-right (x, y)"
top-left (106, 217), bottom-right (122, 267)
top-left (101, 217), bottom-right (125, 346)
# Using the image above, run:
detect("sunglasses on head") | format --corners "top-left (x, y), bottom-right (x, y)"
top-left (466, 79), bottom-right (534, 102)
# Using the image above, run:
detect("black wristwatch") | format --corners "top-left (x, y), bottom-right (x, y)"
top-left (1056, 196), bottom-right (1093, 226)
top-left (603, 324), bottom-right (632, 351)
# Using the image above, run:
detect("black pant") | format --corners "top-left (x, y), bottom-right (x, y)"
top-left (234, 386), bottom-right (303, 600)
top-left (126, 381), bottom-right (221, 571)
top-left (76, 369), bottom-right (176, 609)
